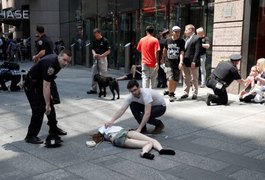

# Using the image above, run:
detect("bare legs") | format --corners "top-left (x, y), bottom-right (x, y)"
top-left (124, 131), bottom-right (174, 159)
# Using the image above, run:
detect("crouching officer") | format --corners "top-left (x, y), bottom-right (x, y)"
top-left (205, 54), bottom-right (246, 106)
top-left (24, 49), bottom-right (71, 144)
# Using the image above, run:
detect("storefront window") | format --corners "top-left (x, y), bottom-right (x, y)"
top-left (248, 0), bottom-right (265, 70)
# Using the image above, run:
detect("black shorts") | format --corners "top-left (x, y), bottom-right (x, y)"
top-left (165, 59), bottom-right (180, 81)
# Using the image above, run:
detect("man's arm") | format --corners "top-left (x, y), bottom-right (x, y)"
top-left (99, 49), bottom-right (111, 58)
top-left (33, 50), bottom-right (45, 61)
top-left (202, 37), bottom-right (210, 49)
top-left (105, 103), bottom-right (129, 127)
top-left (43, 80), bottom-right (51, 115)
top-left (178, 51), bottom-right (184, 70)
top-left (136, 103), bottom-right (151, 132)
top-left (191, 37), bottom-right (202, 68)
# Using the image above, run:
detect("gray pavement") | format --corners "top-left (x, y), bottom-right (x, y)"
top-left (1, 61), bottom-right (265, 180)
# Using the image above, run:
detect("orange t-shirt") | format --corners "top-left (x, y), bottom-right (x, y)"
top-left (137, 35), bottom-right (160, 67)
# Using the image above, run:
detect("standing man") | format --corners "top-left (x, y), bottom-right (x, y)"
top-left (157, 28), bottom-right (170, 88)
top-left (196, 27), bottom-right (211, 88)
top-left (105, 79), bottom-right (166, 134)
top-left (137, 25), bottom-right (160, 89)
top-left (206, 54), bottom-right (246, 106)
top-left (87, 28), bottom-right (111, 94)
top-left (32, 25), bottom-right (53, 62)
top-left (24, 49), bottom-right (72, 144)
top-left (33, 25), bottom-right (60, 104)
top-left (161, 26), bottom-right (185, 102)
top-left (179, 24), bottom-right (202, 100)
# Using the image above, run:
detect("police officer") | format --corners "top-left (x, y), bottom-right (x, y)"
top-left (33, 25), bottom-right (60, 104)
top-left (24, 49), bottom-right (71, 144)
top-left (205, 54), bottom-right (246, 106)
top-left (33, 25), bottom-right (53, 62)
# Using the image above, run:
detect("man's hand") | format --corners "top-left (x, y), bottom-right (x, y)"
top-left (178, 63), bottom-right (183, 70)
top-left (33, 55), bottom-right (40, 62)
top-left (93, 54), bottom-right (99, 59)
top-left (135, 127), bottom-right (142, 133)
top-left (45, 105), bottom-right (51, 115)
top-left (191, 62), bottom-right (196, 69)
top-left (105, 121), bottom-right (113, 128)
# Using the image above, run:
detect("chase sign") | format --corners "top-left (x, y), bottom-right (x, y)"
top-left (0, 9), bottom-right (29, 20)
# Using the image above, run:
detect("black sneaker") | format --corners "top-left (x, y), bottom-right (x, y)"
top-left (163, 90), bottom-right (169, 96)
top-left (180, 94), bottom-right (188, 99)
top-left (25, 136), bottom-right (43, 144)
top-left (206, 93), bottom-right (213, 106)
top-left (87, 90), bottom-right (97, 94)
top-left (191, 94), bottom-right (197, 100)
top-left (49, 127), bottom-right (67, 136)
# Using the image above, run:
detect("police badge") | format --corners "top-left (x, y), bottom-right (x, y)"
top-left (47, 67), bottom-right (55, 75)
top-left (38, 40), bottom-right (43, 45)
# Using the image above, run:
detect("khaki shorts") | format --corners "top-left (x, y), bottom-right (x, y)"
top-left (110, 129), bottom-right (129, 147)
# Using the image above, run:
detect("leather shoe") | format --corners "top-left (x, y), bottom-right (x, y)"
top-left (50, 127), bottom-right (67, 136)
top-left (25, 136), bottom-right (43, 144)
top-left (180, 94), bottom-right (188, 99)
top-left (192, 94), bottom-right (197, 99)
top-left (87, 90), bottom-right (97, 94)
top-left (152, 122), bottom-right (165, 134)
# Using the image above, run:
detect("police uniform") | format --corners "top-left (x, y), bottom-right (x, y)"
top-left (24, 54), bottom-right (65, 144)
top-left (206, 54), bottom-right (242, 105)
top-left (36, 34), bottom-right (60, 104)
top-left (36, 34), bottom-right (53, 56)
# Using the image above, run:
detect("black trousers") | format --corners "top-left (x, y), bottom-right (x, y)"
top-left (25, 86), bottom-right (58, 138)
top-left (211, 88), bottom-right (228, 105)
top-left (130, 102), bottom-right (166, 127)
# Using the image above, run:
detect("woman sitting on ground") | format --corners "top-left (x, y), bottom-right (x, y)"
top-left (90, 125), bottom-right (175, 160)
top-left (240, 58), bottom-right (265, 103)
top-left (116, 65), bottom-right (142, 81)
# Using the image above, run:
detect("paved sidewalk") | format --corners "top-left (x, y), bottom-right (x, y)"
top-left (0, 62), bottom-right (265, 180)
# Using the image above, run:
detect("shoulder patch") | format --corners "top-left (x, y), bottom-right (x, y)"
top-left (47, 67), bottom-right (55, 75)
top-left (38, 40), bottom-right (43, 45)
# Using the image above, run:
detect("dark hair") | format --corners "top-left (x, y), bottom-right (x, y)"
top-left (146, 25), bottom-right (155, 34)
top-left (59, 49), bottom-right (72, 57)
top-left (36, 25), bottom-right (45, 33)
top-left (127, 79), bottom-right (139, 89)
top-left (93, 28), bottom-right (101, 34)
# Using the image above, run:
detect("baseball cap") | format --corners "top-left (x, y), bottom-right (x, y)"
top-left (161, 28), bottom-right (169, 35)
top-left (230, 54), bottom-right (242, 61)
top-left (172, 26), bottom-right (181, 32)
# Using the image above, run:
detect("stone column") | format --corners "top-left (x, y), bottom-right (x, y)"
top-left (212, 0), bottom-right (245, 93)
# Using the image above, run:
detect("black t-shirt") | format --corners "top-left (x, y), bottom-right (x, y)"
top-left (200, 36), bottom-right (210, 55)
top-left (91, 37), bottom-right (111, 54)
top-left (213, 61), bottom-right (241, 86)
top-left (164, 37), bottom-right (185, 66)
top-left (36, 34), bottom-right (54, 56)
top-left (28, 54), bottom-right (61, 83)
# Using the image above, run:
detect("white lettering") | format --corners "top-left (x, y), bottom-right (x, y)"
top-left (14, 10), bottom-right (22, 19)
top-left (6, 11), bottom-right (14, 19)
top-left (0, 9), bottom-right (29, 19)
top-left (22, 10), bottom-right (29, 19)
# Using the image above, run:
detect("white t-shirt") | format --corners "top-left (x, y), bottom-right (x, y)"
top-left (124, 88), bottom-right (166, 106)
top-left (98, 126), bottom-right (123, 140)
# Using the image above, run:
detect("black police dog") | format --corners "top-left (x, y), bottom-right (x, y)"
top-left (93, 74), bottom-right (120, 100)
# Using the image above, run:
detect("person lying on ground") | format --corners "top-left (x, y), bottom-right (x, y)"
top-left (90, 125), bottom-right (175, 160)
